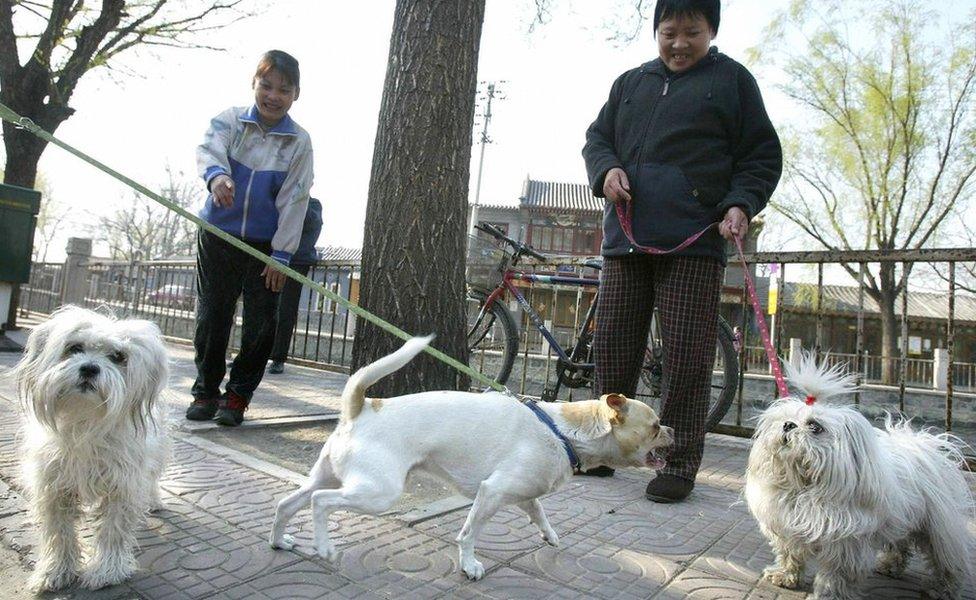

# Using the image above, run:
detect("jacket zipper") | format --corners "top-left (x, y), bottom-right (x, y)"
top-left (241, 170), bottom-right (256, 238)
top-left (634, 74), bottom-right (671, 166)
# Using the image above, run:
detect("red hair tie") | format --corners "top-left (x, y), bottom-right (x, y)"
top-left (805, 395), bottom-right (816, 406)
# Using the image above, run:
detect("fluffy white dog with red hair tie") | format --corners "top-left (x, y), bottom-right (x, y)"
top-left (746, 352), bottom-right (974, 599)
top-left (14, 306), bottom-right (170, 592)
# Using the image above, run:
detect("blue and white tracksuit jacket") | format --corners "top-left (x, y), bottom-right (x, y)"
top-left (196, 105), bottom-right (313, 265)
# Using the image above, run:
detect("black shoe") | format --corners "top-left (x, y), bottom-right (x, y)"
top-left (214, 391), bottom-right (250, 427)
top-left (579, 465), bottom-right (615, 477)
top-left (267, 360), bottom-right (284, 374)
top-left (185, 397), bottom-right (218, 421)
top-left (645, 474), bottom-right (694, 503)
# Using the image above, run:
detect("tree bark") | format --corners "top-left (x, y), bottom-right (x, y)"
top-left (351, 0), bottom-right (485, 397)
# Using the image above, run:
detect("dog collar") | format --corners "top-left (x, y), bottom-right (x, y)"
top-left (523, 400), bottom-right (581, 471)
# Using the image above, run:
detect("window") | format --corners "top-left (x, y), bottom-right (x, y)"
top-left (528, 219), bottom-right (601, 255)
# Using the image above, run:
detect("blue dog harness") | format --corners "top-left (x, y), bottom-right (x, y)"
top-left (523, 400), bottom-right (581, 471)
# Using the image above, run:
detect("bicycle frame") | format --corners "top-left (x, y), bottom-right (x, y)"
top-left (481, 267), bottom-right (599, 368)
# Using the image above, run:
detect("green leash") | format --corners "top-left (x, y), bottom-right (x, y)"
top-left (0, 102), bottom-right (509, 394)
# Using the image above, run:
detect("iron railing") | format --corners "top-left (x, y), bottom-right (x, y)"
top-left (18, 247), bottom-right (976, 450)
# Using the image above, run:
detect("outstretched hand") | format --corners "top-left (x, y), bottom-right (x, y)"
top-left (210, 175), bottom-right (234, 208)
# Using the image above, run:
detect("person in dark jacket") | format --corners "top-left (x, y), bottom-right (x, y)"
top-left (267, 197), bottom-right (323, 374)
top-left (582, 0), bottom-right (781, 502)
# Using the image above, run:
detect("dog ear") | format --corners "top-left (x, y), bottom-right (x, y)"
top-left (13, 313), bottom-right (60, 406)
top-left (840, 412), bottom-right (885, 507)
top-left (117, 318), bottom-right (169, 429)
top-left (601, 393), bottom-right (629, 423)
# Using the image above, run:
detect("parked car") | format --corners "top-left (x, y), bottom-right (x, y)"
top-left (148, 284), bottom-right (195, 311)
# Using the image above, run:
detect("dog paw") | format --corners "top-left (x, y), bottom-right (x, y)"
top-left (29, 565), bottom-right (78, 593)
top-left (461, 557), bottom-right (486, 581)
top-left (316, 542), bottom-right (339, 562)
top-left (271, 533), bottom-right (296, 550)
top-left (762, 566), bottom-right (801, 589)
top-left (542, 530), bottom-right (559, 547)
top-left (81, 557), bottom-right (137, 590)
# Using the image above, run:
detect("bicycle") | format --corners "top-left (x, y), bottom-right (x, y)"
top-left (466, 222), bottom-right (739, 432)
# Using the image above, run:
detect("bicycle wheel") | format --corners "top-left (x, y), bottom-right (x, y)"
top-left (466, 289), bottom-right (518, 387)
top-left (634, 316), bottom-right (739, 432)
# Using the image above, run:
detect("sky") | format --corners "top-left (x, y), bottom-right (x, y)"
top-left (4, 0), bottom-right (974, 269)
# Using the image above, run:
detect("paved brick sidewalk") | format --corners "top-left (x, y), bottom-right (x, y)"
top-left (0, 344), bottom-right (974, 599)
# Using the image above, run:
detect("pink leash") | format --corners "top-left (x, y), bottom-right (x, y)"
top-left (614, 201), bottom-right (791, 399)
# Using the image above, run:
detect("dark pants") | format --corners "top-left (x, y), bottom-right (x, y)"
top-left (270, 263), bottom-right (312, 362)
top-left (191, 229), bottom-right (279, 401)
top-left (593, 254), bottom-right (723, 481)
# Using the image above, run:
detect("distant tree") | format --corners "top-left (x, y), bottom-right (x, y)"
top-left (97, 167), bottom-right (200, 262)
top-left (0, 0), bottom-right (248, 189)
top-left (0, 0), bottom-right (249, 321)
top-left (351, 0), bottom-right (485, 396)
top-left (753, 0), bottom-right (976, 383)
top-left (30, 175), bottom-right (72, 262)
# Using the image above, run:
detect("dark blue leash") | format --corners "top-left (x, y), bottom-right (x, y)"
top-left (523, 400), bottom-right (581, 471)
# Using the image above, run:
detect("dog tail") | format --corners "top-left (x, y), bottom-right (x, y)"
top-left (341, 335), bottom-right (435, 422)
top-left (784, 350), bottom-right (857, 402)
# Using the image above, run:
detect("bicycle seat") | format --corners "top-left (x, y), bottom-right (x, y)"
top-left (582, 258), bottom-right (603, 271)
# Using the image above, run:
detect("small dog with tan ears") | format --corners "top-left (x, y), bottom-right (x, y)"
top-left (270, 335), bottom-right (673, 580)
top-left (14, 306), bottom-right (170, 592)
top-left (746, 353), bottom-right (975, 599)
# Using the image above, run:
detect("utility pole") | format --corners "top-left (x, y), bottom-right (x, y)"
top-left (468, 81), bottom-right (505, 236)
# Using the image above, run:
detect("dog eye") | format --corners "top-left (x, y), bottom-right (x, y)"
top-left (808, 420), bottom-right (824, 435)
top-left (65, 343), bottom-right (84, 355)
top-left (108, 350), bottom-right (127, 364)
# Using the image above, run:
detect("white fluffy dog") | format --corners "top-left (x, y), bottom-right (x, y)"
top-left (270, 336), bottom-right (673, 580)
top-left (14, 306), bottom-right (170, 592)
top-left (746, 353), bottom-right (975, 599)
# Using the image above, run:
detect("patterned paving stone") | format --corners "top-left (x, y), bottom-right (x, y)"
top-left (655, 568), bottom-right (756, 599)
top-left (573, 498), bottom-right (744, 564)
top-left (203, 560), bottom-right (380, 600)
top-left (449, 567), bottom-right (586, 599)
top-left (690, 517), bottom-right (775, 585)
top-left (127, 500), bottom-right (302, 600)
top-left (414, 505), bottom-right (552, 563)
top-left (512, 529), bottom-right (680, 599)
top-left (327, 526), bottom-right (497, 598)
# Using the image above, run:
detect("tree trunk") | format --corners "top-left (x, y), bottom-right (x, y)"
top-left (351, 0), bottom-right (485, 397)
top-left (878, 294), bottom-right (899, 385)
top-left (1, 123), bottom-right (47, 188)
top-left (873, 262), bottom-right (900, 385)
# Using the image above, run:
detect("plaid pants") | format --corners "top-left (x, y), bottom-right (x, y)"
top-left (593, 254), bottom-right (723, 481)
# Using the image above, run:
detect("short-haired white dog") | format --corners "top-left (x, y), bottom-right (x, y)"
top-left (270, 335), bottom-right (673, 580)
top-left (14, 306), bottom-right (170, 592)
top-left (746, 353), bottom-right (975, 599)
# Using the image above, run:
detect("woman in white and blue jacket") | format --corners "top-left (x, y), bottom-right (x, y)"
top-left (187, 50), bottom-right (313, 427)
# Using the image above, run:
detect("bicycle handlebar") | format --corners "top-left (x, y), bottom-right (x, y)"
top-left (474, 223), bottom-right (547, 261)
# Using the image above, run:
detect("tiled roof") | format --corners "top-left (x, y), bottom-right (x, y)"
top-left (520, 179), bottom-right (602, 213)
top-left (779, 282), bottom-right (976, 323)
top-left (317, 246), bottom-right (362, 263)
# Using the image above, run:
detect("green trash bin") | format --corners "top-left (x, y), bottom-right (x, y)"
top-left (0, 183), bottom-right (42, 283)
top-left (0, 183), bottom-right (42, 341)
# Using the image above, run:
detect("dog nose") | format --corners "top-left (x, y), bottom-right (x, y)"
top-left (783, 421), bottom-right (797, 433)
top-left (79, 363), bottom-right (100, 379)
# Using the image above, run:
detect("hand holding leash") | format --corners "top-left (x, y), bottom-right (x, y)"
top-left (719, 206), bottom-right (749, 241)
top-left (602, 167), bottom-right (631, 203)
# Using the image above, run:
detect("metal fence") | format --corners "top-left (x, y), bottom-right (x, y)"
top-left (17, 247), bottom-right (976, 449)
